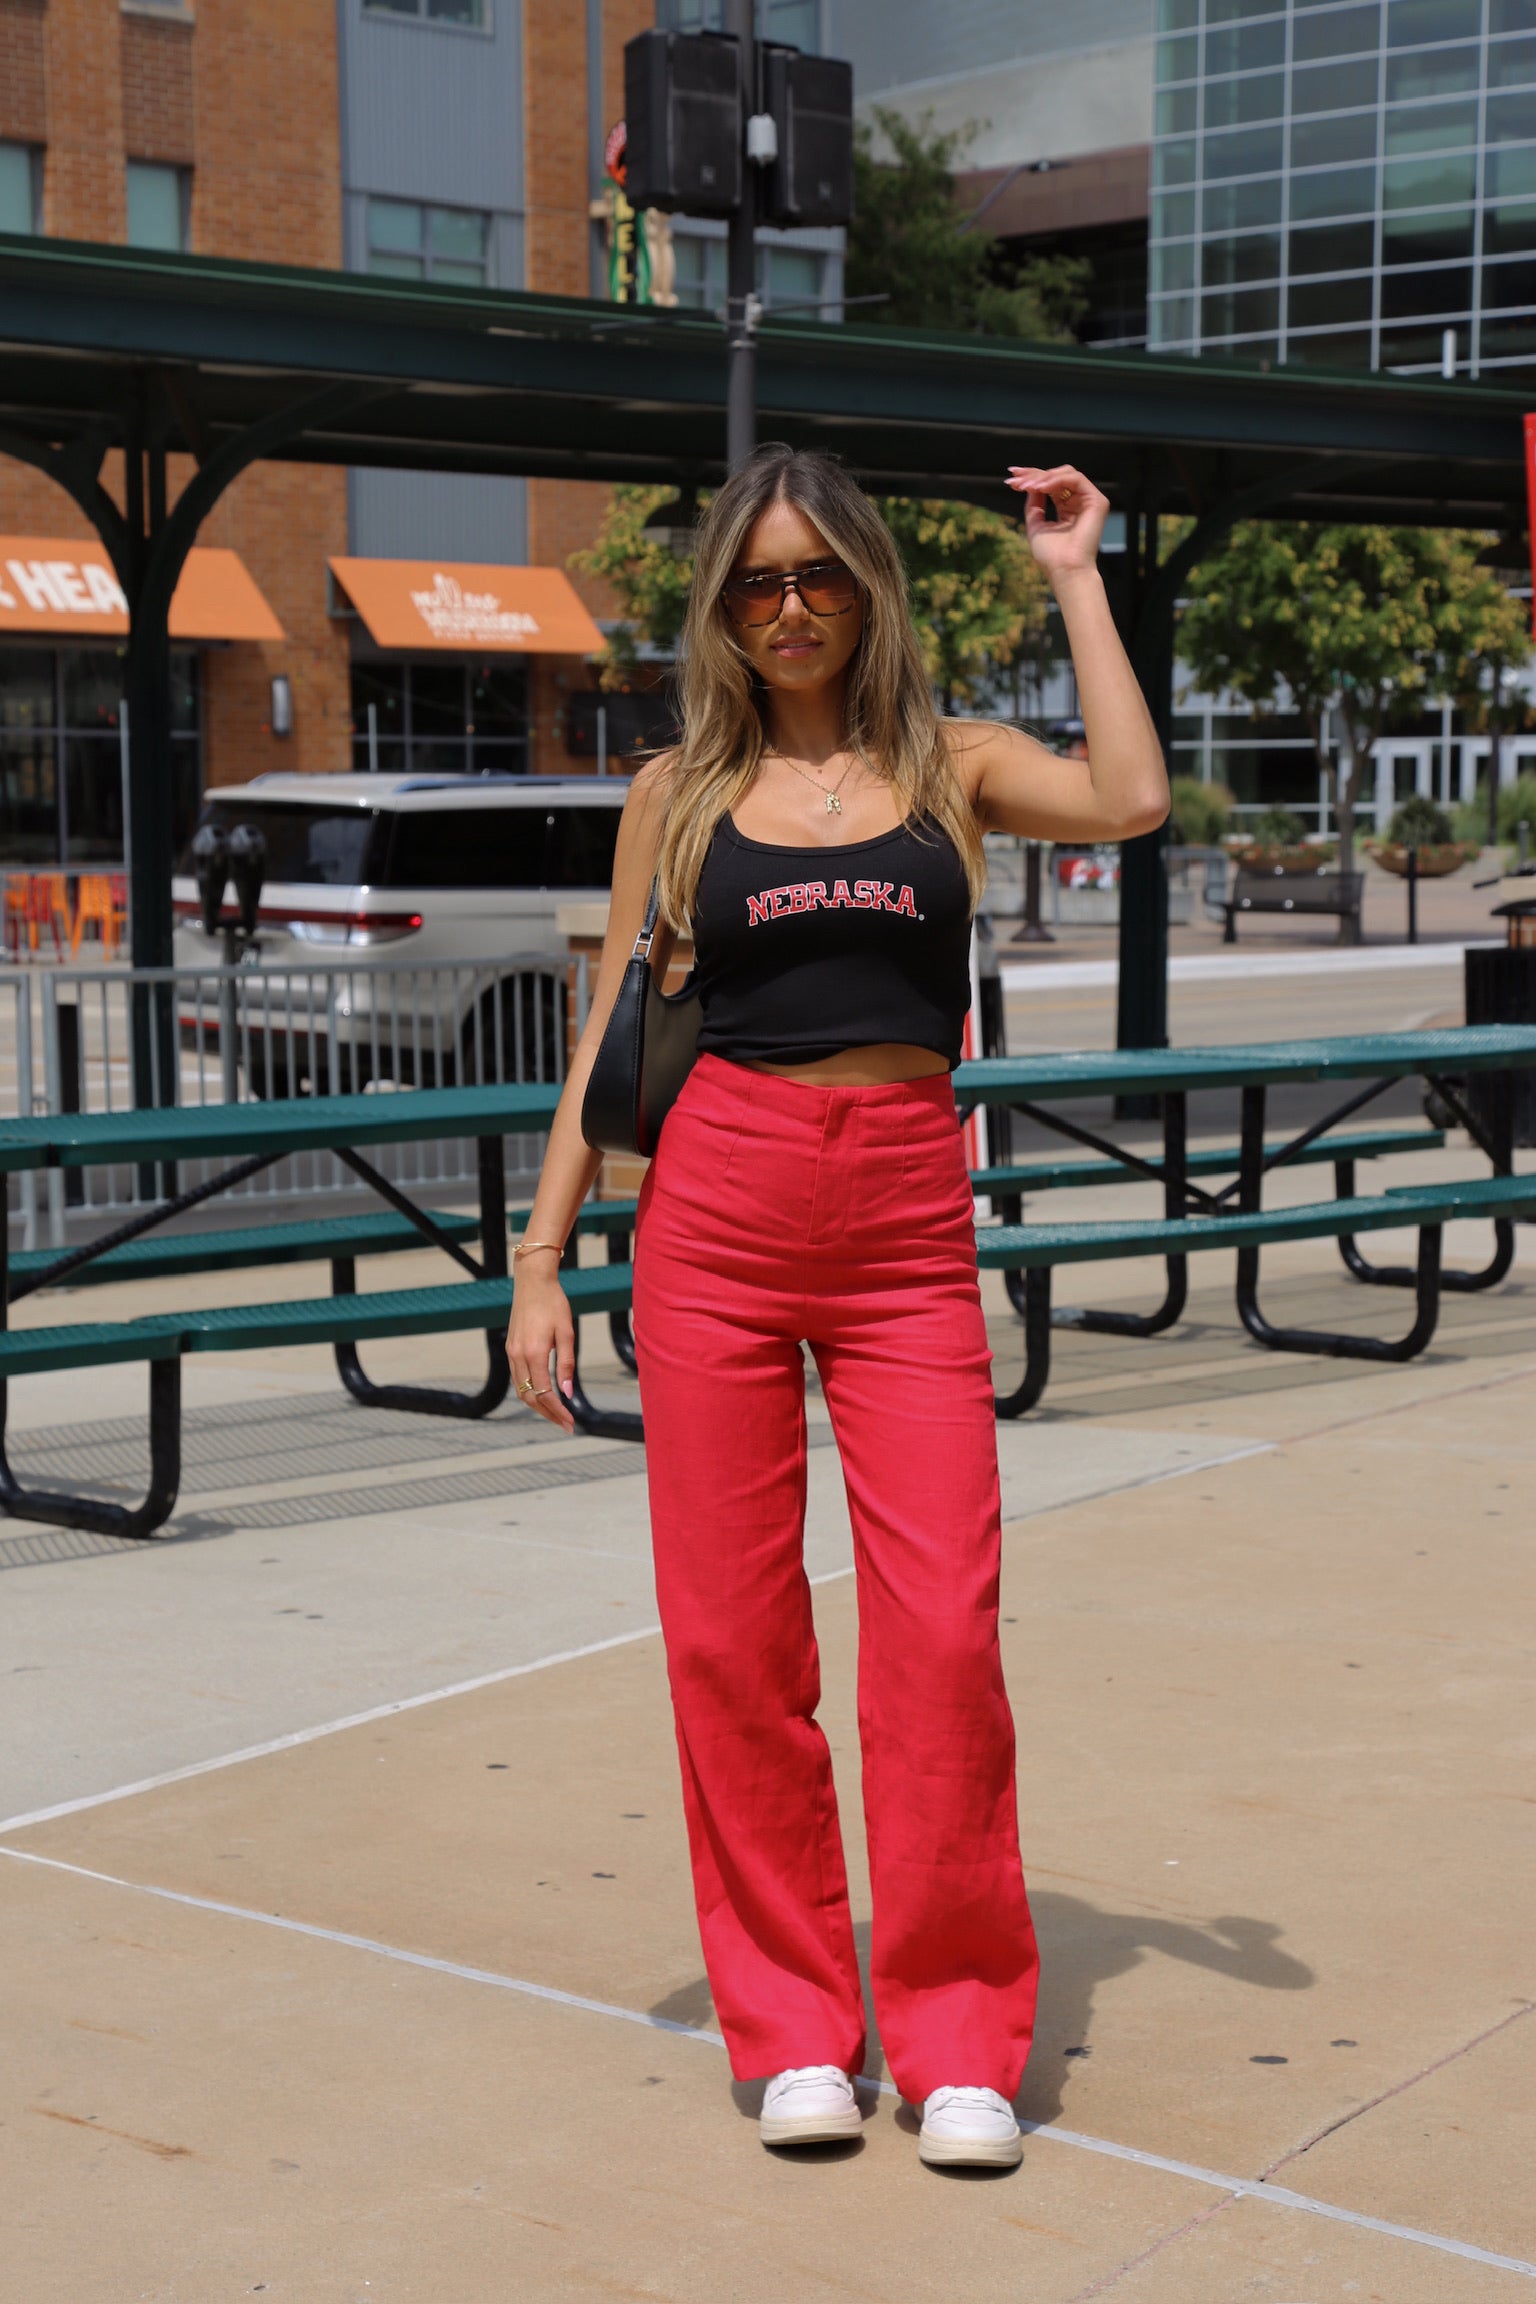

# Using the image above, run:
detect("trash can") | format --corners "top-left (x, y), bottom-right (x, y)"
top-left (1464, 892), bottom-right (1536, 1147)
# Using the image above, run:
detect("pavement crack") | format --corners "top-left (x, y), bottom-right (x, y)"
top-left (1256, 1998), bottom-right (1536, 2182)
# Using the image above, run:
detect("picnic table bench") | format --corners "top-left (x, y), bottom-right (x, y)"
top-left (1222, 867), bottom-right (1364, 943)
top-left (2, 1027), bottom-right (1534, 1538)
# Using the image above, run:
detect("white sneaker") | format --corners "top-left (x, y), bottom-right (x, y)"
top-left (759, 2065), bottom-right (862, 2147)
top-left (918, 2086), bottom-right (1023, 2168)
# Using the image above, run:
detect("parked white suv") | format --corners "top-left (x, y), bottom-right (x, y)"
top-left (172, 773), bottom-right (627, 1092)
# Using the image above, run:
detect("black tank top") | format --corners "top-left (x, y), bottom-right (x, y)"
top-left (691, 813), bottom-right (973, 1067)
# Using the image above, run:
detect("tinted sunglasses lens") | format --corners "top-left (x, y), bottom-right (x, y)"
top-left (724, 578), bottom-right (780, 625)
top-left (797, 564), bottom-right (858, 614)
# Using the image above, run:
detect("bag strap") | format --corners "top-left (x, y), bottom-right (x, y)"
top-left (631, 877), bottom-right (662, 963)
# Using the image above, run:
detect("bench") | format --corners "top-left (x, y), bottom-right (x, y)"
top-left (970, 1126), bottom-right (1443, 1205)
top-left (0, 1260), bottom-right (637, 1543)
top-left (1222, 868), bottom-right (1364, 943)
top-left (977, 1172), bottom-right (1536, 1415)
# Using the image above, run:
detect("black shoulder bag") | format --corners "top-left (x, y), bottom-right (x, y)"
top-left (579, 879), bottom-right (702, 1158)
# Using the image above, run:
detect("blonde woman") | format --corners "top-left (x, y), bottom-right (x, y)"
top-left (509, 445), bottom-right (1167, 2169)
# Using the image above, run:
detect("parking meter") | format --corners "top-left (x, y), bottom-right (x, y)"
top-left (227, 823), bottom-right (267, 943)
top-left (191, 823), bottom-right (230, 941)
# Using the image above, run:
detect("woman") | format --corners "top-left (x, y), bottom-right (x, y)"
top-left (508, 445), bottom-right (1167, 2170)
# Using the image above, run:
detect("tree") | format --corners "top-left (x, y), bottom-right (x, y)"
top-left (1177, 522), bottom-right (1531, 930)
top-left (568, 484), bottom-right (699, 686)
top-left (846, 109), bottom-right (1089, 341)
top-left (877, 497), bottom-right (1048, 712)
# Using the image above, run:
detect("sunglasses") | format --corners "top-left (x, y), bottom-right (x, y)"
top-left (722, 558), bottom-right (861, 627)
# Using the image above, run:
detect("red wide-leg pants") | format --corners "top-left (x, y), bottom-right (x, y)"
top-left (633, 1052), bottom-right (1038, 2103)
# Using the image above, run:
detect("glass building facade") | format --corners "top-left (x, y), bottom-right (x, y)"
top-left (1150, 0), bottom-right (1536, 373)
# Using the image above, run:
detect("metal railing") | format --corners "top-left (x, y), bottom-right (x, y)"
top-left (1, 953), bottom-right (588, 1249)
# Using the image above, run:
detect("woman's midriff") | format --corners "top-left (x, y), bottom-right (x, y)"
top-left (741, 1041), bottom-right (950, 1086)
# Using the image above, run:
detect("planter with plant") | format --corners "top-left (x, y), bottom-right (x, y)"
top-left (1367, 793), bottom-right (1480, 878)
top-left (1233, 807), bottom-right (1330, 873)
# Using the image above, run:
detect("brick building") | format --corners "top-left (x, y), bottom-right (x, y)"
top-left (0, 0), bottom-right (657, 869)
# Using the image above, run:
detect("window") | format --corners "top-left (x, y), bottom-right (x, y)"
top-left (762, 243), bottom-right (826, 314)
top-left (1202, 125), bottom-right (1283, 178)
top-left (671, 230), bottom-right (726, 313)
top-left (1203, 73), bottom-right (1284, 128)
top-left (377, 807), bottom-right (620, 892)
top-left (1153, 190), bottom-right (1196, 239)
top-left (1291, 57), bottom-right (1379, 113)
top-left (1382, 152), bottom-right (1476, 206)
top-left (1487, 90), bottom-right (1536, 141)
top-left (367, 199), bottom-right (490, 286)
top-left (1203, 19), bottom-right (1285, 73)
top-left (1151, 241), bottom-right (1196, 293)
top-left (1385, 43), bottom-right (1479, 99)
top-left (1289, 218), bottom-right (1376, 274)
top-left (764, 0), bottom-right (820, 46)
top-left (363, 0), bottom-right (488, 24)
top-left (1158, 34), bottom-right (1199, 81)
top-left (0, 143), bottom-right (40, 235)
top-left (1202, 231), bottom-right (1281, 286)
top-left (1490, 34), bottom-right (1536, 83)
top-left (1201, 284), bottom-right (1279, 336)
top-left (1292, 113), bottom-right (1379, 170)
top-left (1486, 198), bottom-right (1536, 254)
top-left (1293, 4), bottom-right (1382, 63)
top-left (126, 160), bottom-right (188, 251)
top-left (349, 658), bottom-right (528, 775)
top-left (179, 801), bottom-right (386, 887)
top-left (1288, 274), bottom-right (1374, 327)
top-left (1381, 206), bottom-right (1474, 261)
top-left (1203, 176), bottom-right (1283, 229)
top-left (1384, 99), bottom-right (1478, 154)
top-left (0, 647), bottom-right (199, 866)
top-left (1386, 0), bottom-right (1481, 44)
top-left (1289, 165), bottom-right (1377, 220)
top-left (1380, 262), bottom-right (1471, 316)
top-left (1481, 258), bottom-right (1536, 308)
top-left (1157, 85), bottom-right (1198, 135)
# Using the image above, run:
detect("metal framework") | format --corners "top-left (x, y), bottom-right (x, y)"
top-left (2, 230), bottom-right (1530, 1089)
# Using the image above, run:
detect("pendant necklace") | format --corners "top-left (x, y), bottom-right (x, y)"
top-left (771, 750), bottom-right (859, 814)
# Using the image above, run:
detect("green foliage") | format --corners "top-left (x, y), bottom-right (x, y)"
top-left (847, 109), bottom-right (1089, 340)
top-left (1177, 521), bottom-right (1532, 888)
top-left (875, 496), bottom-right (1048, 709)
top-left (1385, 792), bottom-right (1455, 847)
top-left (1167, 775), bottom-right (1233, 847)
top-left (568, 485), bottom-right (699, 684)
top-left (1249, 806), bottom-right (1309, 849)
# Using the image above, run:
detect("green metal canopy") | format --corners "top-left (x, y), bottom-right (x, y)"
top-left (1, 230), bottom-right (1531, 1092)
top-left (0, 230), bottom-right (1531, 523)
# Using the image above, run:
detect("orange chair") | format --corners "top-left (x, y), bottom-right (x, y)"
top-left (4, 873), bottom-right (69, 959)
top-left (71, 873), bottom-right (125, 960)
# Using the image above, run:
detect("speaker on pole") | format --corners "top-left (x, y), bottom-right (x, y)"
top-left (623, 28), bottom-right (742, 218)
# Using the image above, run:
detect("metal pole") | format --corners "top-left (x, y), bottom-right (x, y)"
top-left (1406, 843), bottom-right (1419, 946)
top-left (586, 0), bottom-right (608, 299)
top-left (596, 699), bottom-right (608, 777)
top-left (725, 0), bottom-right (758, 471)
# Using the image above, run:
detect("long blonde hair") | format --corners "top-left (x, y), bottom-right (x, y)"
top-left (652, 444), bottom-right (986, 930)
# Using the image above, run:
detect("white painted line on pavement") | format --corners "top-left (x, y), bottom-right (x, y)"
top-left (4, 1843), bottom-right (1532, 2283)
top-left (1001, 940), bottom-right (1494, 994)
top-left (0, 1562), bottom-right (848, 1836)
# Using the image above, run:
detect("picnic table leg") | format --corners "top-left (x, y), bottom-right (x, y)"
top-left (0, 1216), bottom-right (183, 1539)
top-left (1236, 1083), bottom-right (1445, 1356)
top-left (1058, 1091), bottom-right (1189, 1338)
top-left (331, 1134), bottom-right (512, 1419)
top-left (1334, 1070), bottom-right (1516, 1293)
top-left (606, 1229), bottom-right (639, 1373)
top-left (562, 1235), bottom-right (644, 1443)
top-left (0, 1360), bottom-right (182, 1541)
top-left (994, 1265), bottom-right (1052, 1417)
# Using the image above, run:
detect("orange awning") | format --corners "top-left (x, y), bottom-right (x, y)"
top-left (330, 557), bottom-right (603, 655)
top-left (0, 539), bottom-right (283, 641)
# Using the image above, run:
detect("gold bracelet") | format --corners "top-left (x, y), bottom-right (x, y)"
top-left (513, 1239), bottom-right (564, 1264)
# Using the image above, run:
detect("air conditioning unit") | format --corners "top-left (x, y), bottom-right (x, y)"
top-left (623, 29), bottom-right (742, 219)
top-left (760, 46), bottom-right (854, 229)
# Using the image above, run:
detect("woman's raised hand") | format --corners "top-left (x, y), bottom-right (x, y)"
top-left (1005, 464), bottom-right (1110, 581)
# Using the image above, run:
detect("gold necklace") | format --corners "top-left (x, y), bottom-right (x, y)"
top-left (768, 750), bottom-right (859, 814)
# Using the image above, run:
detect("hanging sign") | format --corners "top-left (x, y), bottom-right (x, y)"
top-left (604, 122), bottom-right (652, 306)
top-left (1525, 413), bottom-right (1536, 638)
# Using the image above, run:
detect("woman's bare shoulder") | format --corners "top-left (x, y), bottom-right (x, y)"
top-left (938, 716), bottom-right (1014, 804)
